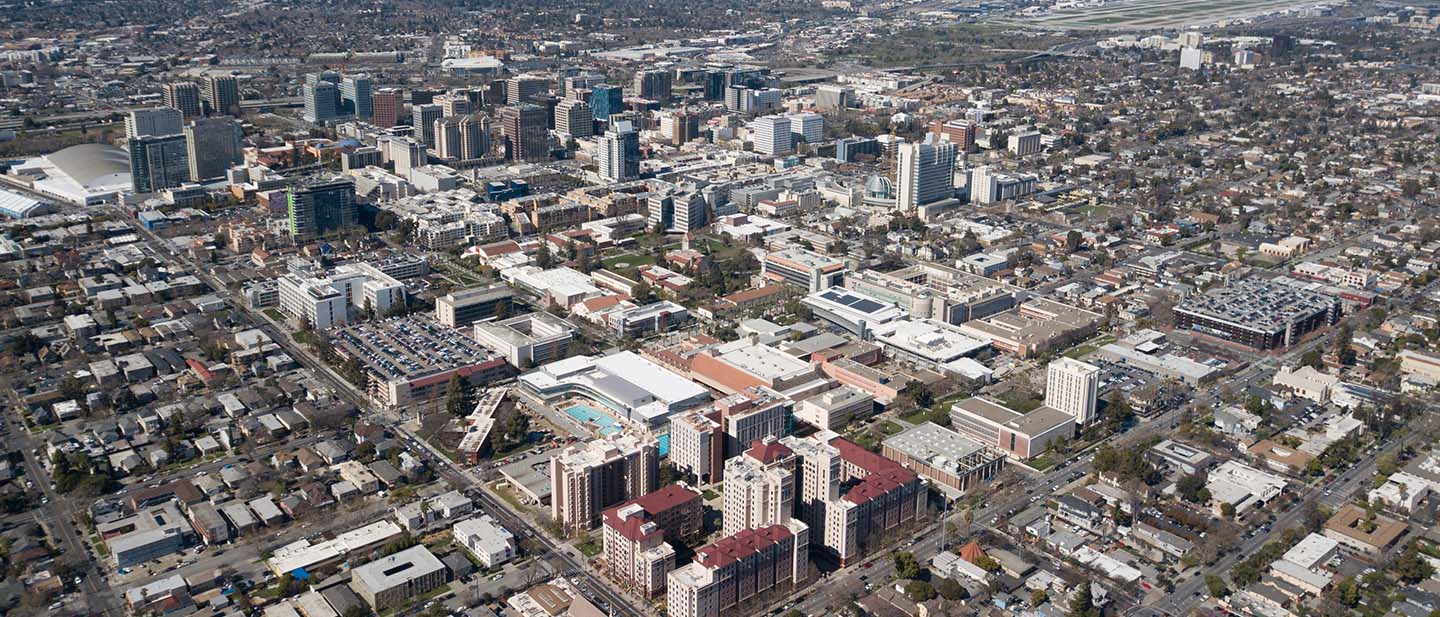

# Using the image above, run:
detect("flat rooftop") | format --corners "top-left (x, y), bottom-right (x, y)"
top-left (1176, 278), bottom-right (1336, 330)
top-left (883, 421), bottom-right (992, 472)
top-left (351, 544), bottom-right (445, 591)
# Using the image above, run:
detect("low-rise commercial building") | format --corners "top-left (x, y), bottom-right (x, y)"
top-left (434, 284), bottom-right (515, 328)
top-left (949, 398), bottom-right (1075, 460)
top-left (474, 311), bottom-right (576, 368)
top-left (761, 248), bottom-right (845, 293)
top-left (794, 386), bottom-right (874, 431)
top-left (452, 515), bottom-right (517, 568)
top-left (349, 545), bottom-right (448, 610)
top-left (881, 422), bottom-right (1006, 496)
top-left (958, 299), bottom-right (1102, 358)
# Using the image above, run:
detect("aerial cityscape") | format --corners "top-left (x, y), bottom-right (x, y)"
top-left (0, 0), bottom-right (1439, 616)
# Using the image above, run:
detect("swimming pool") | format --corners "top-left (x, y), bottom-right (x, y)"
top-left (563, 404), bottom-right (624, 436)
top-left (657, 433), bottom-right (670, 457)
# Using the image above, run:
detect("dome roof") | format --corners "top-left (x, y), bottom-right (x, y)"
top-left (864, 175), bottom-right (892, 198)
top-left (45, 143), bottom-right (131, 188)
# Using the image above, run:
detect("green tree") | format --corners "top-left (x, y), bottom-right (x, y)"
top-left (1030, 588), bottom-right (1048, 607)
top-left (1204, 574), bottom-right (1228, 598)
top-left (904, 580), bottom-right (936, 602)
top-left (445, 374), bottom-right (468, 416)
top-left (893, 551), bottom-right (922, 579)
top-left (1397, 543), bottom-right (1436, 584)
top-left (1068, 581), bottom-right (1101, 617)
top-left (1177, 472), bottom-right (1211, 504)
top-left (938, 578), bottom-right (968, 601)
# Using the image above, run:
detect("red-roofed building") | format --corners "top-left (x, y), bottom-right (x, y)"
top-left (777, 433), bottom-right (927, 566)
top-left (666, 519), bottom-right (810, 617)
top-left (722, 438), bottom-right (799, 536)
top-left (602, 497), bottom-right (680, 598)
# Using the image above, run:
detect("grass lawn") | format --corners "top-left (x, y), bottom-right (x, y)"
top-left (263, 308), bottom-right (284, 321)
top-left (877, 420), bottom-right (905, 436)
top-left (576, 541), bottom-right (602, 557)
top-left (1028, 454), bottom-right (1058, 471)
top-left (900, 406), bottom-right (951, 426)
top-left (702, 489), bottom-right (720, 501)
top-left (600, 252), bottom-right (657, 277)
top-left (1001, 393), bottom-right (1044, 413)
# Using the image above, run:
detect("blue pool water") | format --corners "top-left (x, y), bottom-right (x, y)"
top-left (564, 404), bottom-right (624, 436)
top-left (561, 404), bottom-right (671, 457)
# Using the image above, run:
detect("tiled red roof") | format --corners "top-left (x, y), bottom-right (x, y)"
top-left (632, 485), bottom-right (700, 515)
top-left (843, 468), bottom-right (916, 505)
top-left (696, 523), bottom-right (793, 569)
top-left (746, 439), bottom-right (793, 464)
top-left (829, 436), bottom-right (910, 477)
top-left (602, 504), bottom-right (663, 542)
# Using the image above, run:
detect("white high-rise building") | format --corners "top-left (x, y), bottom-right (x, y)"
top-left (1045, 357), bottom-right (1100, 426)
top-left (596, 121), bottom-right (640, 183)
top-left (895, 135), bottom-right (957, 211)
top-left (787, 112), bottom-right (824, 145)
top-left (721, 438), bottom-right (797, 536)
top-left (752, 115), bottom-right (792, 156)
top-left (126, 108), bottom-right (184, 139)
top-left (1008, 129), bottom-right (1042, 156)
top-left (555, 99), bottom-right (594, 139)
top-left (969, 165), bottom-right (1038, 204)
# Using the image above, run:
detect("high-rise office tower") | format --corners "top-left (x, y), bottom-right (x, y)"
top-left (787, 112), bottom-right (824, 145)
top-left (703, 70), bottom-right (727, 101)
top-left (588, 84), bottom-right (624, 125)
top-left (390, 138), bottom-right (427, 178)
top-left (128, 134), bottom-right (190, 193)
top-left (303, 80), bottom-right (340, 124)
top-left (632, 69), bottom-right (672, 100)
top-left (1045, 358), bottom-right (1100, 426)
top-left (1008, 129), bottom-right (1042, 157)
top-left (371, 88), bottom-right (403, 128)
top-left (435, 115), bottom-right (489, 161)
top-left (813, 84), bottom-right (854, 112)
top-left (412, 103), bottom-right (444, 148)
top-left (596, 121), bottom-right (640, 183)
top-left (895, 135), bottom-right (958, 211)
top-left (554, 99), bottom-right (593, 139)
top-left (162, 82), bottom-right (202, 119)
top-left (202, 75), bottom-right (240, 117)
top-left (437, 93), bottom-right (471, 117)
top-left (339, 75), bottom-right (373, 120)
top-left (287, 178), bottom-right (357, 241)
top-left (564, 73), bottom-right (606, 98)
top-left (500, 103), bottom-right (549, 162)
top-left (505, 76), bottom-right (548, 104)
top-left (660, 110), bottom-right (699, 146)
top-left (125, 108), bottom-right (184, 139)
top-left (531, 94), bottom-right (560, 130)
top-left (184, 117), bottom-right (244, 182)
top-left (930, 118), bottom-right (977, 152)
top-left (751, 115), bottom-right (792, 157)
